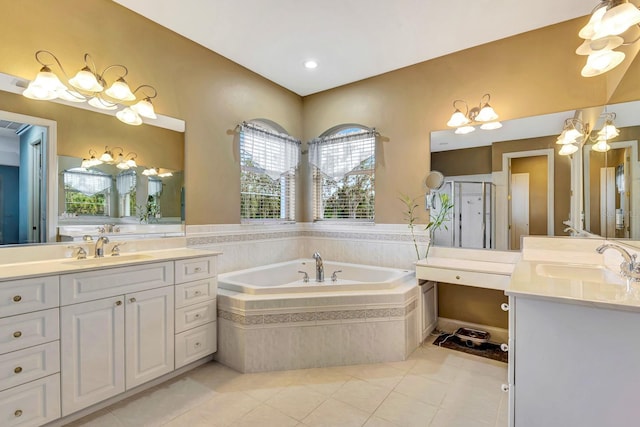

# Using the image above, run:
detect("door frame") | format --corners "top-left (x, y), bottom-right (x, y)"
top-left (497, 149), bottom-right (555, 250)
top-left (0, 110), bottom-right (57, 242)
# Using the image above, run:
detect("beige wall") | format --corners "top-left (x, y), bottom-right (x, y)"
top-left (511, 156), bottom-right (548, 236)
top-left (438, 283), bottom-right (508, 329)
top-left (0, 0), bottom-right (302, 225)
top-left (431, 146), bottom-right (492, 176)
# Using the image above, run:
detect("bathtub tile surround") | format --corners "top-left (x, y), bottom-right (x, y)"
top-left (67, 339), bottom-right (508, 427)
top-left (186, 222), bottom-right (429, 272)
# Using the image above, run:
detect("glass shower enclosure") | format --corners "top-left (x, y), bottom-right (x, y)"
top-left (428, 180), bottom-right (495, 249)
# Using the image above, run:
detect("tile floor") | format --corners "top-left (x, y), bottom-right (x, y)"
top-left (66, 338), bottom-right (508, 427)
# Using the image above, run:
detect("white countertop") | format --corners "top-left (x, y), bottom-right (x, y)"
top-left (0, 248), bottom-right (221, 281)
top-left (416, 256), bottom-right (515, 276)
top-left (507, 260), bottom-right (640, 312)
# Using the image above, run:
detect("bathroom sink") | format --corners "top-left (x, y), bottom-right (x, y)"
top-left (535, 263), bottom-right (625, 285)
top-left (63, 253), bottom-right (154, 267)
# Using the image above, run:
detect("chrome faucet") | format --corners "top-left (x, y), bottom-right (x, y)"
top-left (312, 252), bottom-right (324, 282)
top-left (95, 236), bottom-right (110, 258)
top-left (596, 244), bottom-right (640, 282)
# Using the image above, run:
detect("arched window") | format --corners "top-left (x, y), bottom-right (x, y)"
top-left (309, 125), bottom-right (376, 221)
top-left (239, 120), bottom-right (300, 221)
top-left (63, 168), bottom-right (112, 216)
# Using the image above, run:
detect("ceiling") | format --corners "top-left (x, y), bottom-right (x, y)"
top-left (112, 0), bottom-right (594, 96)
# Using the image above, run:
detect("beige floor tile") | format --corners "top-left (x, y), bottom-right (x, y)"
top-left (408, 359), bottom-right (460, 383)
top-left (162, 410), bottom-right (210, 427)
top-left (303, 398), bottom-right (371, 427)
top-left (65, 409), bottom-right (125, 427)
top-left (191, 391), bottom-right (262, 426)
top-left (393, 374), bottom-right (450, 406)
top-left (233, 403), bottom-right (299, 427)
top-left (440, 383), bottom-right (502, 424)
top-left (265, 385), bottom-right (327, 420)
top-left (373, 391), bottom-right (438, 427)
top-left (332, 378), bottom-right (392, 413)
top-left (429, 408), bottom-right (493, 427)
top-left (363, 415), bottom-right (399, 426)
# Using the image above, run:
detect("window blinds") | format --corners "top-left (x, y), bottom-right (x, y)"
top-left (308, 129), bottom-right (376, 180)
top-left (240, 122), bottom-right (300, 180)
top-left (64, 169), bottom-right (111, 196)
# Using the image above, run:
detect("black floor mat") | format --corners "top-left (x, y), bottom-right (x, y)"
top-left (432, 333), bottom-right (508, 363)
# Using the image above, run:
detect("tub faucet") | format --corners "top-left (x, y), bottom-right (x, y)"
top-left (312, 252), bottom-right (324, 282)
top-left (95, 236), bottom-right (110, 258)
top-left (596, 243), bottom-right (640, 281)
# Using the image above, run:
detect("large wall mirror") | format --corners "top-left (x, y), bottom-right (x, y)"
top-left (430, 98), bottom-right (640, 251)
top-left (0, 86), bottom-right (185, 245)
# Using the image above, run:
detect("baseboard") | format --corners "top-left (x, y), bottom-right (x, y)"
top-left (437, 317), bottom-right (508, 345)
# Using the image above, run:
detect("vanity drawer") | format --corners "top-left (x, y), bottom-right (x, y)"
top-left (60, 261), bottom-right (174, 305)
top-left (175, 299), bottom-right (217, 333)
top-left (0, 276), bottom-right (59, 318)
top-left (0, 373), bottom-right (60, 427)
top-left (175, 257), bottom-right (216, 284)
top-left (175, 278), bottom-right (217, 308)
top-left (416, 266), bottom-right (510, 291)
top-left (175, 322), bottom-right (216, 368)
top-left (0, 309), bottom-right (59, 355)
top-left (0, 342), bottom-right (59, 392)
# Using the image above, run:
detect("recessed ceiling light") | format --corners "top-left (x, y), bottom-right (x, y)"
top-left (304, 60), bottom-right (318, 69)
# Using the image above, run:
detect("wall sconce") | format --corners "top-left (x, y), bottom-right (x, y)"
top-left (577, 0), bottom-right (640, 77)
top-left (80, 149), bottom-right (102, 169)
top-left (142, 167), bottom-right (158, 176)
top-left (446, 94), bottom-right (502, 134)
top-left (22, 50), bottom-right (158, 126)
top-left (80, 147), bottom-right (139, 169)
top-left (556, 112), bottom-right (619, 155)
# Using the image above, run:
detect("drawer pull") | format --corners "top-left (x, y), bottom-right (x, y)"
top-left (14, 366), bottom-right (22, 374)
top-left (500, 343), bottom-right (509, 352)
top-left (115, 300), bottom-right (122, 306)
top-left (501, 303), bottom-right (510, 312)
top-left (455, 275), bottom-right (461, 280)
top-left (13, 331), bottom-right (22, 338)
top-left (14, 409), bottom-right (23, 417)
top-left (129, 297), bottom-right (136, 303)
top-left (12, 295), bottom-right (22, 302)
top-left (194, 267), bottom-right (202, 272)
top-left (194, 291), bottom-right (202, 296)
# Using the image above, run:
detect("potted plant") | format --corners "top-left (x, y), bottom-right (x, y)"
top-left (399, 192), bottom-right (454, 260)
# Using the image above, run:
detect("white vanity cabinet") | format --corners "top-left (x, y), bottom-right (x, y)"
top-left (174, 257), bottom-right (217, 368)
top-left (0, 276), bottom-right (61, 427)
top-left (60, 264), bottom-right (175, 416)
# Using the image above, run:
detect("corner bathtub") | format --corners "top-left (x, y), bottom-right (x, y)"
top-left (218, 259), bottom-right (413, 294)
top-left (215, 259), bottom-right (421, 373)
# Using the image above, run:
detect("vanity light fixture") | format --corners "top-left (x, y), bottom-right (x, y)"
top-left (23, 50), bottom-right (158, 126)
top-left (590, 112), bottom-right (619, 152)
top-left (577, 0), bottom-right (640, 77)
top-left (446, 94), bottom-right (502, 134)
top-left (142, 167), bottom-right (158, 176)
top-left (80, 149), bottom-right (103, 169)
top-left (115, 152), bottom-right (138, 170)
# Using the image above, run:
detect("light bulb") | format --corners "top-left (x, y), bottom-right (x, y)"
top-left (69, 67), bottom-right (104, 92)
top-left (447, 110), bottom-right (470, 127)
top-left (105, 78), bottom-right (136, 101)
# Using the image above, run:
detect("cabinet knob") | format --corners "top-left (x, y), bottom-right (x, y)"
top-left (129, 297), bottom-right (136, 303)
top-left (13, 331), bottom-right (22, 338)
top-left (500, 343), bottom-right (509, 352)
top-left (194, 291), bottom-right (202, 296)
top-left (194, 342), bottom-right (201, 347)
top-left (195, 314), bottom-right (201, 319)
top-left (194, 267), bottom-right (202, 272)
top-left (115, 300), bottom-right (122, 306)
top-left (455, 275), bottom-right (461, 280)
top-left (14, 366), bottom-right (22, 374)
top-left (501, 384), bottom-right (510, 392)
top-left (12, 295), bottom-right (22, 302)
top-left (501, 303), bottom-right (510, 312)
top-left (14, 409), bottom-right (23, 417)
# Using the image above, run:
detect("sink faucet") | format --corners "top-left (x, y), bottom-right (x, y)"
top-left (95, 236), bottom-right (110, 258)
top-left (312, 252), bottom-right (324, 282)
top-left (596, 244), bottom-right (640, 282)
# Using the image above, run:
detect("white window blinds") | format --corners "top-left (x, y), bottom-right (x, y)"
top-left (309, 129), bottom-right (376, 180)
top-left (148, 178), bottom-right (163, 196)
top-left (116, 170), bottom-right (136, 195)
top-left (64, 169), bottom-right (112, 196)
top-left (240, 122), bottom-right (300, 180)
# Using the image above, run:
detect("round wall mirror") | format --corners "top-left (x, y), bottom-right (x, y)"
top-left (425, 170), bottom-right (445, 190)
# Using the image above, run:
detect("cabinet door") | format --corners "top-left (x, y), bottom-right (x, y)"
top-left (61, 296), bottom-right (125, 416)
top-left (125, 286), bottom-right (174, 389)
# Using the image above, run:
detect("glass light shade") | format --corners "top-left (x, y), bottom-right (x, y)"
top-left (126, 158), bottom-right (137, 168)
top-left (23, 67), bottom-right (65, 100)
top-left (578, 5), bottom-right (607, 39)
top-left (559, 143), bottom-right (579, 156)
top-left (80, 158), bottom-right (92, 169)
top-left (447, 110), bottom-right (470, 127)
top-left (480, 121), bottom-right (502, 130)
top-left (455, 126), bottom-right (476, 135)
top-left (581, 50), bottom-right (625, 77)
top-left (116, 107), bottom-right (143, 126)
top-left (592, 140), bottom-right (611, 152)
top-left (116, 162), bottom-right (130, 170)
top-left (131, 98), bottom-right (157, 119)
top-left (56, 89), bottom-right (86, 103)
top-left (475, 104), bottom-right (498, 122)
top-left (142, 167), bottom-right (158, 176)
top-left (88, 96), bottom-right (117, 110)
top-left (105, 78), bottom-right (136, 101)
top-left (158, 172), bottom-right (173, 177)
top-left (564, 128), bottom-right (582, 143)
top-left (598, 122), bottom-right (620, 138)
top-left (600, 2), bottom-right (640, 36)
top-left (69, 67), bottom-right (104, 92)
top-left (575, 35), bottom-right (624, 55)
top-left (99, 151), bottom-right (114, 163)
